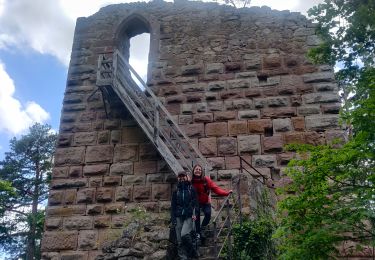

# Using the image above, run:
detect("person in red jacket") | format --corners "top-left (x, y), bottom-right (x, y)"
top-left (191, 164), bottom-right (232, 241)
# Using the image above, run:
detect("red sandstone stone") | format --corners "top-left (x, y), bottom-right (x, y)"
top-left (199, 137), bottom-right (218, 156)
top-left (228, 120), bottom-right (248, 136)
top-left (263, 135), bottom-right (284, 153)
top-left (248, 119), bottom-right (272, 134)
top-left (206, 122), bottom-right (228, 137)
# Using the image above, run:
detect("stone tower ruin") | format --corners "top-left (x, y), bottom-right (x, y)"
top-left (41, 1), bottom-right (343, 259)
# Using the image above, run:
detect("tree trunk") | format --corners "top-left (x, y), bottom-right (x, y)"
top-left (26, 162), bottom-right (40, 260)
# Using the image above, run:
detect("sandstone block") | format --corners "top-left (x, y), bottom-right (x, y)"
top-left (152, 184), bottom-right (171, 201)
top-left (113, 145), bottom-right (138, 162)
top-left (104, 203), bottom-right (124, 214)
top-left (243, 57), bottom-right (261, 70)
top-left (57, 134), bottom-right (72, 147)
top-left (122, 175), bottom-right (145, 185)
top-left (69, 166), bottom-right (82, 178)
top-left (273, 118), bottom-right (292, 132)
top-left (252, 155), bottom-right (277, 167)
top-left (55, 147), bottom-right (85, 166)
top-left (45, 218), bottom-right (62, 230)
top-left (74, 132), bottom-right (97, 146)
top-left (134, 161), bottom-right (157, 175)
top-left (50, 179), bottom-right (87, 189)
top-left (133, 186), bottom-right (151, 201)
top-left (206, 122), bottom-right (228, 137)
top-left (207, 101), bottom-right (224, 112)
top-left (263, 135), bottom-right (284, 153)
top-left (193, 113), bottom-right (213, 123)
top-left (218, 169), bottom-right (238, 180)
top-left (206, 63), bottom-right (224, 74)
top-left (305, 115), bottom-right (340, 131)
top-left (218, 137), bottom-right (237, 156)
top-left (46, 205), bottom-right (86, 217)
top-left (96, 188), bottom-right (113, 202)
top-left (147, 173), bottom-right (165, 183)
top-left (208, 81), bottom-right (226, 92)
top-left (52, 167), bottom-right (68, 179)
top-left (97, 131), bottom-right (109, 144)
top-left (77, 188), bottom-right (95, 203)
top-left (63, 216), bottom-right (93, 230)
top-left (314, 83), bottom-right (338, 92)
top-left (116, 186), bottom-right (133, 202)
top-left (48, 191), bottom-right (64, 206)
top-left (122, 127), bottom-right (148, 143)
top-left (196, 102), bottom-right (207, 112)
top-left (305, 131), bottom-right (325, 145)
top-left (89, 178), bottom-right (102, 188)
top-left (182, 123), bottom-right (205, 138)
top-left (284, 132), bottom-right (305, 144)
top-left (199, 138), bottom-right (218, 156)
top-left (110, 162), bottom-right (133, 175)
top-left (207, 157), bottom-right (225, 170)
top-left (93, 215), bottom-right (110, 228)
top-left (321, 103), bottom-right (340, 114)
top-left (297, 105), bottom-right (321, 116)
top-left (267, 97), bottom-right (289, 107)
top-left (87, 205), bottom-right (103, 215)
top-left (225, 99), bottom-right (253, 111)
top-left (302, 72), bottom-right (335, 83)
top-left (263, 54), bottom-right (281, 68)
top-left (303, 93), bottom-right (340, 104)
top-left (238, 110), bottom-right (260, 120)
top-left (225, 156), bottom-right (240, 170)
top-left (179, 115), bottom-right (193, 124)
top-left (111, 130), bottom-right (121, 144)
top-left (228, 121), bottom-right (248, 136)
top-left (227, 79), bottom-right (249, 89)
top-left (64, 189), bottom-right (76, 205)
top-left (248, 119), bottom-right (272, 134)
top-left (181, 65), bottom-right (203, 76)
top-left (78, 230), bottom-right (98, 250)
top-left (83, 164), bottom-right (109, 176)
top-left (103, 176), bottom-right (121, 186)
top-left (213, 111), bottom-right (236, 121)
top-left (238, 135), bottom-right (260, 154)
top-left (139, 143), bottom-right (159, 160)
top-left (85, 145), bottom-right (113, 163)
top-left (181, 103), bottom-right (196, 114)
top-left (262, 107), bottom-right (297, 118)
top-left (42, 231), bottom-right (77, 251)
top-left (291, 117), bottom-right (305, 131)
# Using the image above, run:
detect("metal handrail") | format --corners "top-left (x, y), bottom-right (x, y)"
top-left (240, 156), bottom-right (275, 189)
top-left (96, 50), bottom-right (211, 175)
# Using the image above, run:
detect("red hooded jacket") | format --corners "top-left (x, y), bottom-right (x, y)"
top-left (192, 176), bottom-right (230, 204)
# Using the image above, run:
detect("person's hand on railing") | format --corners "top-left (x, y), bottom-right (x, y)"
top-left (192, 215), bottom-right (197, 221)
top-left (229, 190), bottom-right (233, 194)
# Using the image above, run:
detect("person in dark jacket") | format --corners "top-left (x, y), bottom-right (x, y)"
top-left (171, 172), bottom-right (199, 260)
top-left (191, 164), bottom-right (232, 241)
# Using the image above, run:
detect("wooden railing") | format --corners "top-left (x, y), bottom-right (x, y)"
top-left (96, 50), bottom-right (210, 175)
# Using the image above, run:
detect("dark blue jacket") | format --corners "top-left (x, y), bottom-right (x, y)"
top-left (171, 182), bottom-right (198, 222)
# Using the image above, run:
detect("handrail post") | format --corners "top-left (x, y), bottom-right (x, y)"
top-left (153, 104), bottom-right (159, 143)
top-left (226, 197), bottom-right (232, 259)
top-left (213, 220), bottom-right (218, 259)
top-left (113, 52), bottom-right (118, 82)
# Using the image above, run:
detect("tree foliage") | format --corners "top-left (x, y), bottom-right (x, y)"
top-left (0, 123), bottom-right (57, 259)
top-left (275, 0), bottom-right (375, 259)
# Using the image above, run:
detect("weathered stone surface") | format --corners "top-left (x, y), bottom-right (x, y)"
top-left (45, 218), bottom-right (62, 230)
top-left (238, 110), bottom-right (260, 119)
top-left (133, 186), bottom-right (151, 201)
top-left (96, 188), bottom-right (113, 202)
top-left (208, 81), bottom-right (226, 92)
top-left (42, 231), bottom-right (78, 251)
top-left (87, 205), bottom-right (103, 215)
top-left (237, 135), bottom-right (260, 154)
top-left (55, 147), bottom-right (85, 166)
top-left (74, 132), bottom-right (97, 146)
top-left (252, 155), bottom-right (277, 167)
top-left (217, 137), bottom-right (237, 155)
top-left (193, 113), bottom-right (213, 123)
top-left (51, 179), bottom-right (87, 189)
top-left (113, 145), bottom-right (138, 162)
top-left (263, 135), bottom-right (284, 153)
top-left (297, 105), bottom-right (321, 116)
top-left (85, 145), bottom-right (113, 163)
top-left (228, 121), bottom-right (248, 136)
top-left (48, 191), bottom-right (64, 205)
top-left (64, 216), bottom-right (93, 230)
top-left (116, 186), bottom-right (133, 202)
top-left (291, 117), bottom-right (305, 131)
top-left (77, 188), bottom-right (95, 203)
top-left (248, 119), bottom-right (272, 134)
top-left (83, 164), bottom-right (109, 176)
top-left (110, 162), bottom-right (133, 175)
top-left (303, 72), bottom-right (335, 83)
top-left (225, 156), bottom-right (240, 170)
top-left (214, 111), bottom-right (236, 121)
top-left (103, 176), bottom-right (121, 186)
top-left (52, 167), bottom-right (68, 179)
top-left (78, 231), bottom-right (98, 250)
top-left (206, 63), bottom-right (224, 74)
top-left (305, 115), bottom-right (340, 131)
top-left (303, 93), bottom-right (340, 104)
top-left (182, 123), bottom-right (205, 138)
top-left (208, 157), bottom-right (225, 170)
top-left (199, 137), bottom-right (218, 156)
top-left (152, 184), bottom-right (171, 201)
top-left (273, 118), bottom-right (292, 132)
top-left (206, 122), bottom-right (228, 137)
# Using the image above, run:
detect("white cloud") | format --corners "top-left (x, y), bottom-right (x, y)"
top-left (0, 62), bottom-right (49, 135)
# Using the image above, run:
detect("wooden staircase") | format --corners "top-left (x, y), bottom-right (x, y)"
top-left (96, 51), bottom-right (277, 260)
top-left (96, 50), bottom-right (210, 175)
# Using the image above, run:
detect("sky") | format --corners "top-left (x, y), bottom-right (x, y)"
top-left (0, 0), bottom-right (323, 159)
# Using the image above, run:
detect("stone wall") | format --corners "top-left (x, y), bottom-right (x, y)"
top-left (42, 1), bottom-right (343, 259)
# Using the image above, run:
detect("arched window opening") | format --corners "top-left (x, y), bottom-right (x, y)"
top-left (117, 15), bottom-right (151, 90)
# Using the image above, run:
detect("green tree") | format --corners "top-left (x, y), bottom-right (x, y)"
top-left (0, 123), bottom-right (57, 259)
top-left (275, 0), bottom-right (375, 259)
